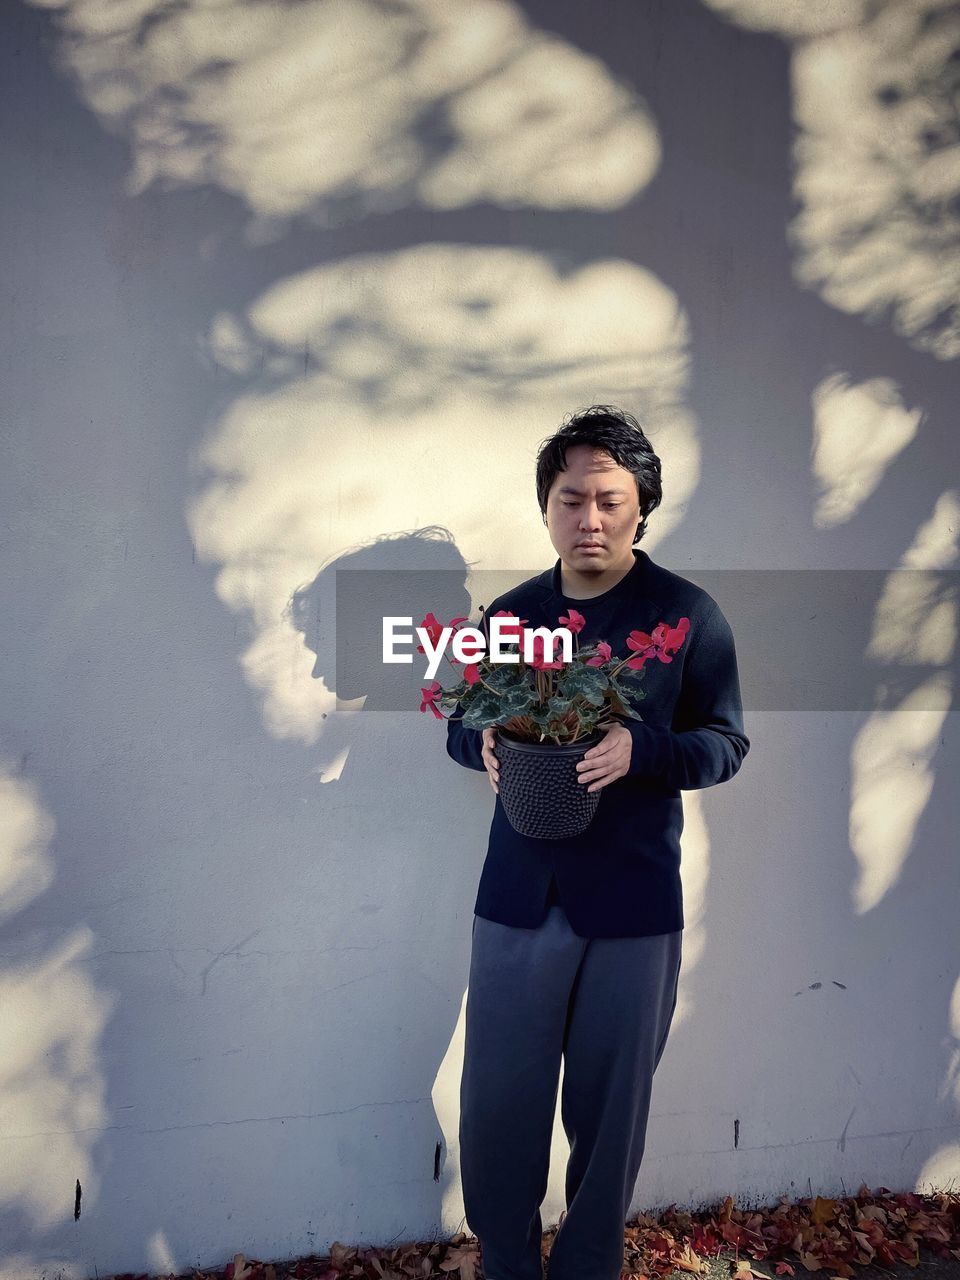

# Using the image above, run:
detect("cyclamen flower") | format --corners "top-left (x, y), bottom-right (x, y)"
top-left (625, 617), bottom-right (690, 669)
top-left (558, 607), bottom-right (586, 634)
top-left (488, 609), bottom-right (530, 650)
top-left (449, 629), bottom-right (487, 667)
top-left (527, 634), bottom-right (565, 671)
top-left (585, 641), bottom-right (613, 667)
top-left (489, 609), bottom-right (528, 635)
top-left (419, 680), bottom-right (443, 718)
top-left (416, 612), bottom-right (469, 656)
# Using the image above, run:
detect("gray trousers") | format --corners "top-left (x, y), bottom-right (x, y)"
top-left (459, 904), bottom-right (682, 1280)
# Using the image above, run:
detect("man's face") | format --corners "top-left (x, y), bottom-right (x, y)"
top-left (543, 444), bottom-right (642, 570)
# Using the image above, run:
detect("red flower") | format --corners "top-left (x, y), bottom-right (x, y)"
top-left (488, 609), bottom-right (530, 652)
top-left (625, 617), bottom-right (690, 669)
top-left (416, 612), bottom-right (468, 655)
top-left (585, 640), bottom-right (612, 667)
top-left (419, 680), bottom-right (444, 718)
top-left (527, 633), bottom-right (565, 670)
top-left (451, 628), bottom-right (486, 667)
top-left (463, 663), bottom-right (481, 686)
top-left (558, 607), bottom-right (586, 634)
top-left (489, 609), bottom-right (528, 636)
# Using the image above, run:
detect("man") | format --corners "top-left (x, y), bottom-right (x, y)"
top-left (446, 405), bottom-right (750, 1280)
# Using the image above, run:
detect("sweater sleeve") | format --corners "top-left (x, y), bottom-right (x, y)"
top-left (619, 599), bottom-right (750, 790)
top-left (445, 701), bottom-right (487, 771)
top-left (444, 598), bottom-right (498, 773)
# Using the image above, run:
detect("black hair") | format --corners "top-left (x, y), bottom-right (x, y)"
top-left (534, 404), bottom-right (662, 544)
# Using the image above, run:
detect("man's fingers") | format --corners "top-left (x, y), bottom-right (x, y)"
top-left (578, 769), bottom-right (609, 786)
top-left (579, 750), bottom-right (619, 771)
top-left (579, 768), bottom-right (616, 792)
top-left (481, 727), bottom-right (499, 787)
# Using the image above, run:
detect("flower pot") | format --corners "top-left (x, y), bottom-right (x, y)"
top-left (494, 728), bottom-right (604, 839)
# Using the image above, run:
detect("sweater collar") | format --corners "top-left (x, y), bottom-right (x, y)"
top-left (530, 548), bottom-right (661, 613)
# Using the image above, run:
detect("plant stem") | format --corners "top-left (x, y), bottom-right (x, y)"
top-left (609, 656), bottom-right (641, 678)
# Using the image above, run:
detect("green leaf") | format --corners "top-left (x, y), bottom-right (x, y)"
top-left (559, 664), bottom-right (607, 701)
top-left (482, 665), bottom-right (528, 694)
top-left (607, 694), bottom-right (644, 722)
top-left (462, 692), bottom-right (504, 730)
top-left (501, 686), bottom-right (535, 715)
top-left (546, 696), bottom-right (574, 715)
top-left (613, 671), bottom-right (647, 699)
top-left (607, 674), bottom-right (646, 721)
top-left (439, 679), bottom-right (470, 702)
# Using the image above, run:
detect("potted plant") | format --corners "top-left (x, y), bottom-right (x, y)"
top-left (419, 606), bottom-right (690, 839)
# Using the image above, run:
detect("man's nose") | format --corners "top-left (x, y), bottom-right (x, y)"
top-left (579, 503), bottom-right (603, 528)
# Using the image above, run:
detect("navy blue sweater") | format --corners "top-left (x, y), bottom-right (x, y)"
top-left (445, 548), bottom-right (750, 937)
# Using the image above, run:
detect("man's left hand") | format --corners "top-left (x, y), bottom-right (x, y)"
top-left (575, 721), bottom-right (632, 792)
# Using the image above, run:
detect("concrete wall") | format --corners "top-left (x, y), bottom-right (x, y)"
top-left (1, 0), bottom-right (957, 1275)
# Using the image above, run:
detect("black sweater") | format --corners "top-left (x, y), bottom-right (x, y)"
top-left (445, 548), bottom-right (750, 937)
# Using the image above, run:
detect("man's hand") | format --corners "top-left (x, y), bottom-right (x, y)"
top-left (481, 726), bottom-right (500, 794)
top-left (575, 721), bottom-right (632, 792)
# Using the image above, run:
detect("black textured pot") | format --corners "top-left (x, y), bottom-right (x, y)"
top-left (494, 728), bottom-right (603, 839)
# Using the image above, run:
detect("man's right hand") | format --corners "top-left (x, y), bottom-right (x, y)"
top-left (481, 726), bottom-right (500, 794)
